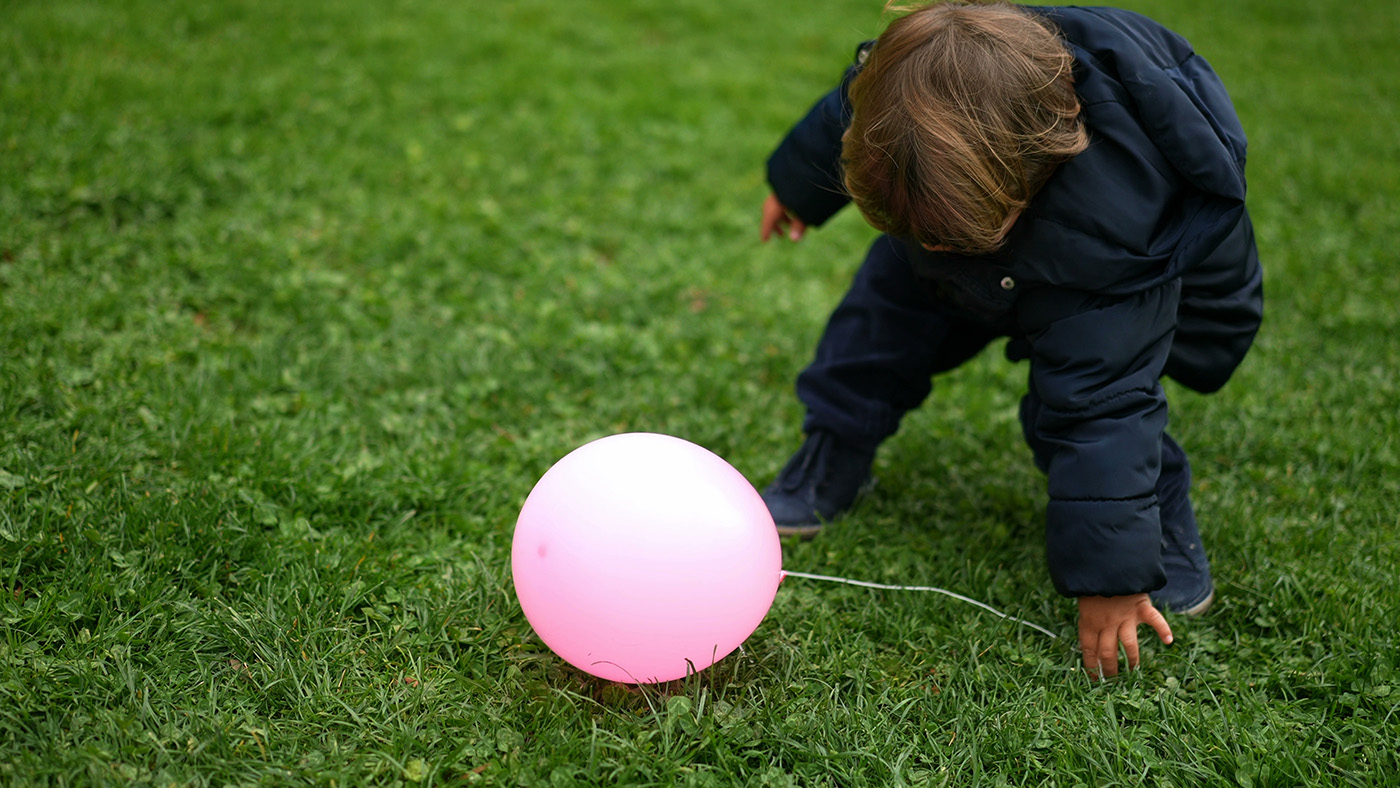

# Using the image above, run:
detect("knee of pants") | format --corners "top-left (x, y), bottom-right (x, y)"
top-left (1157, 433), bottom-right (1194, 501)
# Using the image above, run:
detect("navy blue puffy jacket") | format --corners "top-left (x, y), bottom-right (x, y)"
top-left (766, 5), bottom-right (1263, 597)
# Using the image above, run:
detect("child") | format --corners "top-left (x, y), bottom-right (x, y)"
top-left (758, 2), bottom-right (1262, 678)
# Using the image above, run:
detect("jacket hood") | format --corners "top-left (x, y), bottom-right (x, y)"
top-left (1004, 6), bottom-right (1249, 294)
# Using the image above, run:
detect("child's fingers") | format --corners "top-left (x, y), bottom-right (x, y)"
top-left (1095, 630), bottom-right (1120, 678)
top-left (1080, 651), bottom-right (1102, 679)
top-left (760, 213), bottom-right (782, 242)
top-left (1120, 622), bottom-right (1141, 670)
top-left (1079, 629), bottom-right (1112, 678)
top-left (759, 194), bottom-right (787, 242)
top-left (1143, 604), bottom-right (1174, 645)
top-left (762, 213), bottom-right (793, 242)
top-left (1078, 632), bottom-right (1099, 678)
top-left (760, 194), bottom-right (807, 243)
top-left (788, 218), bottom-right (807, 241)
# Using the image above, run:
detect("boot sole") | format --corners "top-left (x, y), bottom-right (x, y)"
top-left (774, 522), bottom-right (825, 540)
top-left (1178, 587), bottom-right (1215, 617)
top-left (770, 478), bottom-right (876, 540)
top-left (1153, 582), bottom-right (1215, 617)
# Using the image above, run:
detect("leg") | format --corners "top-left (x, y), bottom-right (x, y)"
top-left (766, 235), bottom-right (1000, 535)
top-left (798, 235), bottom-right (1001, 449)
top-left (1154, 434), bottom-right (1214, 614)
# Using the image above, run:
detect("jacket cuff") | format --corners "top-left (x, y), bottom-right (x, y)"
top-left (765, 102), bottom-right (852, 227)
top-left (764, 42), bottom-right (872, 227)
top-left (1045, 497), bottom-right (1165, 597)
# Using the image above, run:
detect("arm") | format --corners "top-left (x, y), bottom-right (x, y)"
top-left (1018, 281), bottom-right (1182, 676)
top-left (763, 42), bottom-right (872, 229)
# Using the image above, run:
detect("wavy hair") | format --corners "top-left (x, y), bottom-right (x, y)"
top-left (842, 2), bottom-right (1088, 254)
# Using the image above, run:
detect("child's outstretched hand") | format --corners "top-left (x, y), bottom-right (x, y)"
top-left (760, 193), bottom-right (807, 242)
top-left (1077, 594), bottom-right (1173, 679)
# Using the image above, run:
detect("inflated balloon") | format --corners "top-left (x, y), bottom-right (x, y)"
top-left (511, 433), bottom-right (783, 683)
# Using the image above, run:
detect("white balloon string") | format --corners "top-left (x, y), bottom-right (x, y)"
top-left (781, 570), bottom-right (1060, 639)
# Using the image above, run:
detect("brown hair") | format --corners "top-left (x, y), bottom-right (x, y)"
top-left (842, 1), bottom-right (1088, 254)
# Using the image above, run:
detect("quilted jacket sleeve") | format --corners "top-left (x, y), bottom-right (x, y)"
top-left (1017, 281), bottom-right (1182, 598)
top-left (764, 43), bottom-right (871, 227)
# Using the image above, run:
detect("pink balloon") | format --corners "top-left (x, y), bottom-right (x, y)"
top-left (512, 433), bottom-right (783, 683)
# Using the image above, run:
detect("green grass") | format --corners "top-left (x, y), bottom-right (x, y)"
top-left (3, 0), bottom-right (1398, 784)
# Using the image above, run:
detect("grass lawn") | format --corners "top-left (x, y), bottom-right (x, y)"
top-left (3, 0), bottom-right (1398, 784)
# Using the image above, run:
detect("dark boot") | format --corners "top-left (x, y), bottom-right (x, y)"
top-left (1150, 514), bottom-right (1214, 615)
top-left (761, 431), bottom-right (875, 538)
top-left (1148, 436), bottom-right (1214, 615)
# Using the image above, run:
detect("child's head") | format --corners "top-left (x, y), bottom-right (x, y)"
top-left (842, 2), bottom-right (1088, 255)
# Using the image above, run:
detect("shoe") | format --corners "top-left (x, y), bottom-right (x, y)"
top-left (761, 430), bottom-right (875, 538)
top-left (1149, 512), bottom-right (1214, 616)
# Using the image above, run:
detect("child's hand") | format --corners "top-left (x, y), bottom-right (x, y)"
top-left (1076, 594), bottom-right (1173, 679)
top-left (760, 193), bottom-right (807, 242)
